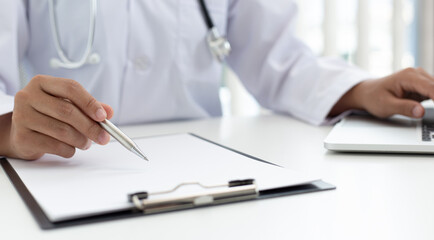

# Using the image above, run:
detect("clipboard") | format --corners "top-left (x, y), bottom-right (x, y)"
top-left (0, 133), bottom-right (335, 229)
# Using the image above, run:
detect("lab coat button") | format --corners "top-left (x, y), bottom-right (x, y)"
top-left (134, 57), bottom-right (150, 71)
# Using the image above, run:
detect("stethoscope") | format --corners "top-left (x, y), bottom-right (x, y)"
top-left (48, 0), bottom-right (231, 69)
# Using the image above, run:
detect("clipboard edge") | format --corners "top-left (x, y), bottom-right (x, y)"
top-left (189, 133), bottom-right (282, 167)
top-left (0, 158), bottom-right (54, 229)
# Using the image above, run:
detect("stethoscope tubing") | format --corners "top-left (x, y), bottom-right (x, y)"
top-left (48, 0), bottom-right (229, 69)
top-left (48, 0), bottom-right (98, 69)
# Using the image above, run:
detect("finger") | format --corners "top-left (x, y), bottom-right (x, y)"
top-left (101, 103), bottom-right (114, 120)
top-left (403, 91), bottom-right (429, 102)
top-left (34, 75), bottom-right (107, 122)
top-left (398, 72), bottom-right (434, 100)
top-left (385, 97), bottom-right (425, 118)
top-left (15, 130), bottom-right (76, 159)
top-left (23, 110), bottom-right (92, 150)
top-left (416, 67), bottom-right (434, 82)
top-left (30, 131), bottom-right (76, 158)
top-left (30, 93), bottom-right (110, 145)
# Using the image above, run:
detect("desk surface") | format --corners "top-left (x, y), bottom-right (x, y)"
top-left (1, 114), bottom-right (434, 240)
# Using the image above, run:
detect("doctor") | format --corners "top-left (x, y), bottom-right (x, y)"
top-left (0, 0), bottom-right (433, 160)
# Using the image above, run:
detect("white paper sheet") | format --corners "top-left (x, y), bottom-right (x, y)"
top-left (8, 134), bottom-right (318, 222)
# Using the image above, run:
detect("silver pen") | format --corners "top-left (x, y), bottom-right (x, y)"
top-left (98, 119), bottom-right (149, 161)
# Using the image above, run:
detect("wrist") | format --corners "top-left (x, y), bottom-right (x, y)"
top-left (347, 80), bottom-right (370, 111)
top-left (328, 81), bottom-right (368, 117)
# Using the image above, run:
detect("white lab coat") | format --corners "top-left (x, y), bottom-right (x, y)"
top-left (0, 0), bottom-right (372, 125)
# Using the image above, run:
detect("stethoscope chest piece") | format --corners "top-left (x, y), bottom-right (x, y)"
top-left (207, 27), bottom-right (231, 63)
top-left (199, 0), bottom-right (231, 63)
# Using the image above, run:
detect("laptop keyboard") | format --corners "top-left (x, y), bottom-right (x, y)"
top-left (422, 108), bottom-right (434, 141)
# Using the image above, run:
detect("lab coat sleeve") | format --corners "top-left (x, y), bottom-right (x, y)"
top-left (0, 0), bottom-right (29, 115)
top-left (226, 0), bottom-right (373, 125)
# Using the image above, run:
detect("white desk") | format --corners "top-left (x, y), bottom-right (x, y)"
top-left (2, 114), bottom-right (434, 240)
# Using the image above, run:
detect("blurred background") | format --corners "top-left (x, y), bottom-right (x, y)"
top-left (221, 0), bottom-right (434, 117)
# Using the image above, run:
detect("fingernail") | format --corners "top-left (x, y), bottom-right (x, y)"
top-left (412, 106), bottom-right (423, 118)
top-left (98, 131), bottom-right (110, 145)
top-left (96, 108), bottom-right (107, 121)
top-left (84, 139), bottom-right (92, 150)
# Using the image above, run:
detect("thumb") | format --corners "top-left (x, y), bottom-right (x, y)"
top-left (387, 98), bottom-right (424, 118)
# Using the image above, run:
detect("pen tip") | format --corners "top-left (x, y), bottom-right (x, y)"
top-left (132, 147), bottom-right (149, 161)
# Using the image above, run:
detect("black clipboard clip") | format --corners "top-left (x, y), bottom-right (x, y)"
top-left (128, 179), bottom-right (258, 214)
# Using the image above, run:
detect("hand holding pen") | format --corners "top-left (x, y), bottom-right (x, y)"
top-left (0, 75), bottom-right (148, 160)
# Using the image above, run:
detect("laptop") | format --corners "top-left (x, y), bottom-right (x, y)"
top-left (324, 108), bottom-right (434, 153)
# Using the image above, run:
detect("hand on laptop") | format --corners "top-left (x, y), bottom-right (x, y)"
top-left (330, 67), bottom-right (432, 119)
